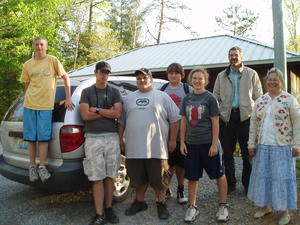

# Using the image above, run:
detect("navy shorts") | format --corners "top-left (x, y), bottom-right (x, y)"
top-left (185, 142), bottom-right (224, 181)
top-left (23, 107), bottom-right (53, 142)
top-left (168, 142), bottom-right (185, 168)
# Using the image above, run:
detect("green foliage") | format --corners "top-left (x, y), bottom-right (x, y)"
top-left (215, 4), bottom-right (259, 37)
top-left (105, 0), bottom-right (144, 50)
top-left (284, 0), bottom-right (300, 52)
top-left (287, 35), bottom-right (300, 53)
top-left (296, 158), bottom-right (300, 178)
top-left (60, 0), bottom-right (126, 70)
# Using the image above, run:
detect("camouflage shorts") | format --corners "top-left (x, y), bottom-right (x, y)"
top-left (83, 135), bottom-right (120, 181)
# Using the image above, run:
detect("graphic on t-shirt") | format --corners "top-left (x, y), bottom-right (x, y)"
top-left (136, 98), bottom-right (150, 106)
top-left (169, 94), bottom-right (181, 106)
top-left (187, 104), bottom-right (205, 126)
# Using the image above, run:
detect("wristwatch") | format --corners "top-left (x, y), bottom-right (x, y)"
top-left (95, 107), bottom-right (100, 113)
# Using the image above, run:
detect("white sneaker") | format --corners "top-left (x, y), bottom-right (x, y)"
top-left (38, 166), bottom-right (51, 182)
top-left (216, 204), bottom-right (229, 222)
top-left (184, 204), bottom-right (199, 222)
top-left (29, 166), bottom-right (38, 182)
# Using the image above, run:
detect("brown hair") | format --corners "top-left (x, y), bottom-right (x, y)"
top-left (228, 46), bottom-right (243, 57)
top-left (166, 63), bottom-right (185, 78)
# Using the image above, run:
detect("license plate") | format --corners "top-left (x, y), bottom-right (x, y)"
top-left (16, 140), bottom-right (28, 151)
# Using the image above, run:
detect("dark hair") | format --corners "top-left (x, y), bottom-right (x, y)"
top-left (95, 61), bottom-right (111, 72)
top-left (228, 46), bottom-right (243, 56)
top-left (166, 63), bottom-right (185, 78)
top-left (187, 67), bottom-right (209, 87)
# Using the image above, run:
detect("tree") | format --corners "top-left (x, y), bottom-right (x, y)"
top-left (144, 0), bottom-right (196, 44)
top-left (105, 0), bottom-right (144, 50)
top-left (215, 4), bottom-right (259, 37)
top-left (60, 0), bottom-right (128, 70)
top-left (284, 0), bottom-right (300, 52)
top-left (0, 0), bottom-right (71, 119)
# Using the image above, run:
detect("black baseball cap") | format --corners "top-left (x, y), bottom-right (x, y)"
top-left (134, 68), bottom-right (152, 76)
top-left (95, 61), bottom-right (111, 72)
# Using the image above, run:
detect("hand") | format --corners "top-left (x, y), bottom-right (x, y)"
top-left (292, 148), bottom-right (300, 157)
top-left (65, 97), bottom-right (75, 110)
top-left (180, 143), bottom-right (187, 156)
top-left (208, 144), bottom-right (218, 157)
top-left (248, 148), bottom-right (256, 157)
top-left (168, 140), bottom-right (176, 153)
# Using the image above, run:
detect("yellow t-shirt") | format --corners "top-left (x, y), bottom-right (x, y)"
top-left (20, 55), bottom-right (66, 110)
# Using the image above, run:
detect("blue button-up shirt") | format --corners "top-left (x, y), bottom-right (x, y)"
top-left (229, 69), bottom-right (241, 108)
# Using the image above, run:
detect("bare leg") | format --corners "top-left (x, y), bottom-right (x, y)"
top-left (93, 180), bottom-right (104, 215)
top-left (188, 180), bottom-right (198, 206)
top-left (154, 189), bottom-right (166, 202)
top-left (104, 177), bottom-right (114, 208)
top-left (135, 184), bottom-right (148, 202)
top-left (216, 175), bottom-right (227, 203)
top-left (28, 142), bottom-right (37, 166)
top-left (38, 141), bottom-right (49, 166)
top-left (175, 166), bottom-right (185, 186)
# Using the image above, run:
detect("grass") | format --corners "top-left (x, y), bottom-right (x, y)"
top-left (296, 158), bottom-right (300, 178)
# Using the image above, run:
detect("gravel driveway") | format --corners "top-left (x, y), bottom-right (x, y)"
top-left (0, 142), bottom-right (299, 225)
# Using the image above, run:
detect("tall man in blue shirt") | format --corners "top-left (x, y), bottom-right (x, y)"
top-left (213, 47), bottom-right (262, 194)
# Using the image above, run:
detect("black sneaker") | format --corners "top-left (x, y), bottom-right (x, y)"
top-left (88, 214), bottom-right (106, 225)
top-left (177, 189), bottom-right (188, 204)
top-left (125, 200), bottom-right (148, 216)
top-left (105, 207), bottom-right (119, 224)
top-left (156, 202), bottom-right (169, 219)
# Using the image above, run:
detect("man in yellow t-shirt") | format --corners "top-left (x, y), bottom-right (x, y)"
top-left (20, 36), bottom-right (74, 183)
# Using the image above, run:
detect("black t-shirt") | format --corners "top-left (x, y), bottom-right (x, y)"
top-left (80, 84), bottom-right (122, 134)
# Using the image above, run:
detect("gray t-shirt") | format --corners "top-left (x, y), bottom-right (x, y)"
top-left (80, 84), bottom-right (122, 134)
top-left (119, 89), bottom-right (180, 159)
top-left (162, 83), bottom-right (193, 140)
top-left (162, 83), bottom-right (193, 107)
top-left (180, 91), bottom-right (220, 144)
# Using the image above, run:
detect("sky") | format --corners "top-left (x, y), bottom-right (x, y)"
top-left (146, 0), bottom-right (277, 46)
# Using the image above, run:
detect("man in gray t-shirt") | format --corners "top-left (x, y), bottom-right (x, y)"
top-left (80, 61), bottom-right (122, 225)
top-left (118, 68), bottom-right (180, 220)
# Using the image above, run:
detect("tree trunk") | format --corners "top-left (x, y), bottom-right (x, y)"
top-left (157, 0), bottom-right (164, 44)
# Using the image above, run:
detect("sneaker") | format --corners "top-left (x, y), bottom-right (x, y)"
top-left (177, 189), bottom-right (188, 204)
top-left (38, 166), bottom-right (51, 183)
top-left (29, 166), bottom-right (39, 182)
top-left (166, 188), bottom-right (173, 200)
top-left (254, 207), bottom-right (273, 218)
top-left (184, 204), bottom-right (199, 222)
top-left (216, 203), bottom-right (229, 222)
top-left (88, 214), bottom-right (106, 225)
top-left (105, 207), bottom-right (119, 224)
top-left (125, 200), bottom-right (148, 216)
top-left (278, 212), bottom-right (290, 225)
top-left (156, 202), bottom-right (169, 219)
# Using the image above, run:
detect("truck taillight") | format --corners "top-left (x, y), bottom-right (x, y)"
top-left (60, 125), bottom-right (85, 153)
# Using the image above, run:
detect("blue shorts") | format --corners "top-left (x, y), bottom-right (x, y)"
top-left (23, 107), bottom-right (53, 142)
top-left (185, 142), bottom-right (224, 181)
